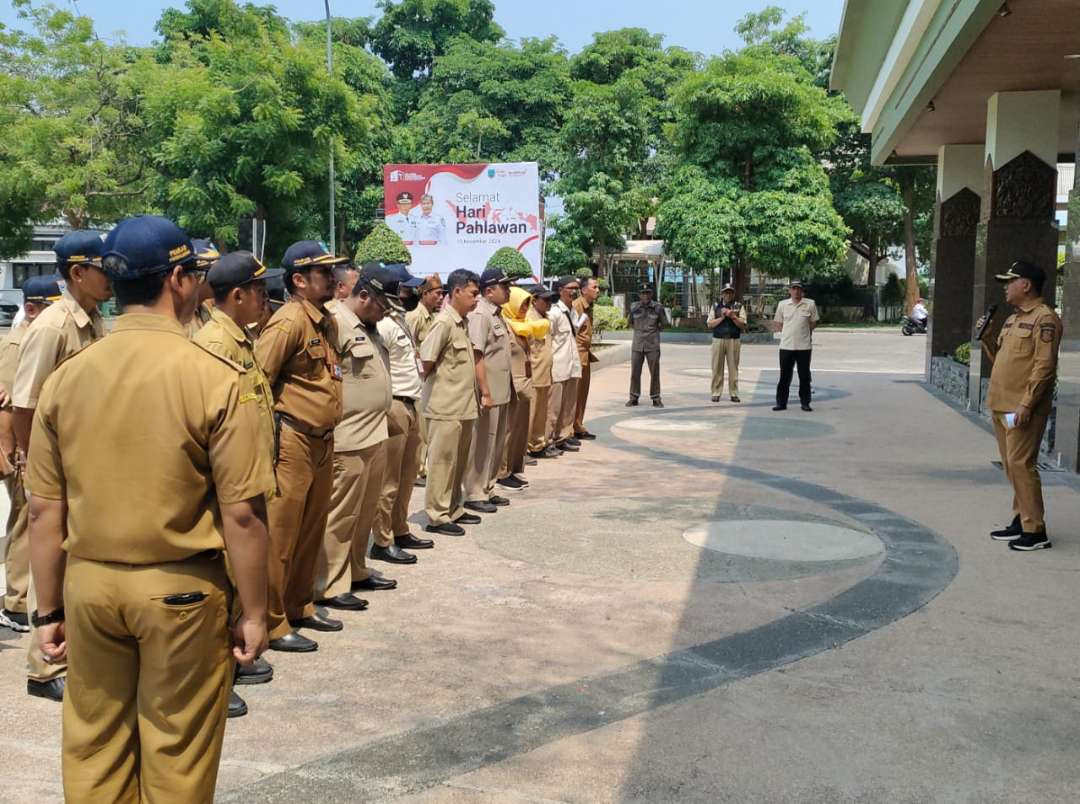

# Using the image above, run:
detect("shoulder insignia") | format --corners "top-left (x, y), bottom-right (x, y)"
top-left (1040, 323), bottom-right (1056, 342)
top-left (191, 340), bottom-right (246, 373)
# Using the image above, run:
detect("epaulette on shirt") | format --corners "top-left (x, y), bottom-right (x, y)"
top-left (191, 340), bottom-right (247, 374)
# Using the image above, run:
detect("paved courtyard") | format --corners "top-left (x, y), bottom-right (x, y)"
top-left (2, 330), bottom-right (1079, 802)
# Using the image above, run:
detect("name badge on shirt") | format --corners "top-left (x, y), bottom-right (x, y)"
top-left (354, 334), bottom-right (366, 342)
top-left (309, 337), bottom-right (322, 346)
top-left (333, 364), bottom-right (342, 379)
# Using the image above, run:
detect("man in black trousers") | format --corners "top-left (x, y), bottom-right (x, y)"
top-left (769, 280), bottom-right (819, 412)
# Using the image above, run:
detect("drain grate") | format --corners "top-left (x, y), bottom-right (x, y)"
top-left (992, 460), bottom-right (1066, 473)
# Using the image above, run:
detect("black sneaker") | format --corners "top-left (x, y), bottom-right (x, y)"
top-left (990, 515), bottom-right (1022, 541)
top-left (454, 512), bottom-right (482, 525)
top-left (731, 396), bottom-right (740, 403)
top-left (1008, 531), bottom-right (1052, 551)
top-left (801, 404), bottom-right (813, 412)
top-left (565, 437), bottom-right (581, 447)
top-left (426, 521), bottom-right (466, 536)
top-left (556, 441), bottom-right (579, 452)
top-left (574, 431), bottom-right (597, 440)
top-left (652, 398), bottom-right (664, 408)
top-left (497, 475), bottom-right (526, 490)
top-left (625, 398), bottom-right (638, 407)
top-left (0, 609), bottom-right (29, 633)
top-left (772, 405), bottom-right (787, 411)
top-left (489, 495), bottom-right (510, 507)
top-left (711, 396), bottom-right (720, 403)
top-left (541, 445), bottom-right (562, 458)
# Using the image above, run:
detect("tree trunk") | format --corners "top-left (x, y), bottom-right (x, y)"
top-left (734, 255), bottom-right (749, 299)
top-left (901, 174), bottom-right (920, 314)
top-left (865, 233), bottom-right (878, 287)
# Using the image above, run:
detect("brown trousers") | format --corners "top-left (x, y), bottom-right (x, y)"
top-left (992, 410), bottom-right (1049, 532)
top-left (425, 417), bottom-right (475, 525)
top-left (710, 338), bottom-right (741, 397)
top-left (527, 384), bottom-right (552, 453)
top-left (547, 377), bottom-right (579, 444)
top-left (501, 381), bottom-right (533, 478)
top-left (417, 413), bottom-right (429, 479)
top-left (317, 442), bottom-right (387, 600)
top-left (573, 356), bottom-right (591, 434)
top-left (464, 401), bottom-right (510, 501)
top-left (62, 554), bottom-right (232, 803)
top-left (3, 468), bottom-right (28, 613)
top-left (374, 398), bottom-right (421, 545)
top-left (267, 425), bottom-right (333, 639)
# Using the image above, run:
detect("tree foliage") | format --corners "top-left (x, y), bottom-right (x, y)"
top-left (486, 246), bottom-right (532, 279)
top-left (370, 0), bottom-right (502, 81)
top-left (354, 222), bottom-right (411, 265)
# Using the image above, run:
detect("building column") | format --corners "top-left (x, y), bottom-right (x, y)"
top-left (968, 90), bottom-right (1060, 411)
top-left (926, 145), bottom-right (983, 377)
top-left (1056, 113), bottom-right (1080, 470)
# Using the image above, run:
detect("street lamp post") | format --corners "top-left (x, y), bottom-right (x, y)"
top-left (325, 0), bottom-right (336, 255)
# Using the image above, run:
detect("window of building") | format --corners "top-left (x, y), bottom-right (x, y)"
top-left (11, 263), bottom-right (51, 288)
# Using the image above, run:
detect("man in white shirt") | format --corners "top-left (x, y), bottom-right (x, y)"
top-left (546, 276), bottom-right (583, 452)
top-left (769, 280), bottom-right (819, 412)
top-left (911, 298), bottom-right (928, 325)
top-left (385, 192), bottom-right (417, 245)
top-left (413, 194), bottom-right (446, 245)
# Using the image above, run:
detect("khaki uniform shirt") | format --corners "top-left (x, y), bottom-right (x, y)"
top-left (377, 313), bottom-right (424, 400)
top-left (573, 297), bottom-right (596, 362)
top-left (629, 300), bottom-right (665, 353)
top-left (774, 298), bottom-right (819, 350)
top-left (406, 303), bottom-right (436, 344)
top-left (986, 301), bottom-right (1062, 415)
top-left (26, 314), bottom-right (275, 565)
top-left (13, 291), bottom-right (105, 409)
top-left (329, 303), bottom-right (391, 452)
top-left (468, 297), bottom-right (512, 406)
top-left (508, 333), bottom-right (532, 393)
top-left (0, 321), bottom-right (29, 400)
top-left (527, 307), bottom-right (553, 388)
top-left (256, 298), bottom-right (343, 432)
top-left (420, 306), bottom-right (478, 421)
top-left (184, 300), bottom-right (215, 338)
top-left (549, 301), bottom-right (582, 383)
top-left (193, 307), bottom-right (276, 462)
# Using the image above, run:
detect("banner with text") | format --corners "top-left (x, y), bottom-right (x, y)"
top-left (382, 162), bottom-right (542, 281)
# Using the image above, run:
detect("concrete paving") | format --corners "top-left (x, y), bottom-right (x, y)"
top-left (2, 329), bottom-right (1079, 802)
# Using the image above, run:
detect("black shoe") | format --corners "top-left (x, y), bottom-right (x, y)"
top-left (414, 476), bottom-right (426, 488)
top-left (0, 608), bottom-right (29, 633)
top-left (235, 656), bottom-right (273, 685)
top-left (1009, 531), bottom-right (1052, 551)
top-left (773, 405), bottom-right (787, 411)
top-left (454, 512), bottom-right (482, 525)
top-left (395, 533), bottom-right (434, 550)
top-left (990, 515), bottom-right (1022, 541)
top-left (731, 396), bottom-right (740, 403)
top-left (626, 398), bottom-right (639, 406)
top-left (268, 631), bottom-right (318, 652)
top-left (565, 437), bottom-right (582, 447)
top-left (464, 500), bottom-right (497, 513)
top-left (370, 544), bottom-right (418, 564)
top-left (427, 521), bottom-right (466, 536)
top-left (555, 441), bottom-right (579, 452)
top-left (318, 593), bottom-right (369, 611)
top-left (352, 575), bottom-right (398, 591)
top-left (801, 404), bottom-right (813, 412)
top-left (228, 690), bottom-right (248, 719)
top-left (652, 398), bottom-right (664, 408)
top-left (524, 456), bottom-right (538, 466)
top-left (489, 495), bottom-right (510, 506)
top-left (290, 612), bottom-right (343, 632)
top-left (497, 475), bottom-right (526, 490)
top-left (575, 431), bottom-right (597, 440)
top-left (711, 396), bottom-right (720, 403)
top-left (541, 445), bottom-right (562, 458)
top-left (27, 677), bottom-right (64, 702)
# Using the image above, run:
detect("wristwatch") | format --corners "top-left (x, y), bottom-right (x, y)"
top-left (31, 607), bottom-right (64, 628)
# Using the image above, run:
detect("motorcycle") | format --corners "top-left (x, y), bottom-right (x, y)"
top-left (901, 315), bottom-right (927, 336)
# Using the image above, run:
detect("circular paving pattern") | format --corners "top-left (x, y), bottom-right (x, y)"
top-left (613, 412), bottom-right (833, 441)
top-left (683, 519), bottom-right (884, 562)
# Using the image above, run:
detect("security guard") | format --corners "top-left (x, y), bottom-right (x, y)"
top-left (464, 268), bottom-right (514, 512)
top-left (526, 287), bottom-right (559, 459)
top-left (0, 275), bottom-right (61, 634)
top-left (255, 241), bottom-right (345, 652)
top-left (420, 269), bottom-right (481, 536)
top-left (27, 214), bottom-right (273, 801)
top-left (184, 237), bottom-right (221, 337)
top-left (407, 273), bottom-right (445, 485)
top-left (14, 229), bottom-right (110, 702)
top-left (978, 260), bottom-right (1062, 551)
top-left (194, 251), bottom-right (282, 703)
top-left (707, 284), bottom-right (747, 403)
top-left (316, 262), bottom-right (396, 611)
top-left (373, 265), bottom-right (433, 563)
top-left (627, 283), bottom-right (666, 407)
top-left (572, 274), bottom-right (600, 439)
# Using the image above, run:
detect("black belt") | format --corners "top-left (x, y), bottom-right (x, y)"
top-left (393, 396), bottom-right (416, 405)
top-left (278, 413), bottom-right (333, 441)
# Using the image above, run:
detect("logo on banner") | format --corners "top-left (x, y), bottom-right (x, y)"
top-left (389, 169), bottom-right (425, 182)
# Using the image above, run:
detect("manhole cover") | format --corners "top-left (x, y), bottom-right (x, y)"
top-left (683, 519), bottom-right (884, 562)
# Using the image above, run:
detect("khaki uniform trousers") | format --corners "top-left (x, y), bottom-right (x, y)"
top-left (27, 575), bottom-right (65, 682)
top-left (547, 377), bottom-right (579, 444)
top-left (711, 338), bottom-right (741, 397)
top-left (527, 385), bottom-right (552, 453)
top-left (425, 418), bottom-right (475, 525)
top-left (992, 410), bottom-right (1049, 532)
top-left (464, 401), bottom-right (510, 501)
top-left (62, 554), bottom-right (232, 803)
top-left (316, 443), bottom-right (386, 600)
top-left (573, 356), bottom-right (591, 434)
top-left (267, 425), bottom-right (333, 640)
top-left (500, 382), bottom-right (533, 478)
top-left (373, 399), bottom-right (421, 545)
top-left (417, 415), bottom-right (429, 480)
top-left (4, 468), bottom-right (28, 612)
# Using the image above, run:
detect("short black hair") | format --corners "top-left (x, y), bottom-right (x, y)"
top-left (333, 265), bottom-right (357, 285)
top-left (446, 269), bottom-right (479, 294)
top-left (113, 271), bottom-right (170, 309)
top-left (58, 263), bottom-right (73, 282)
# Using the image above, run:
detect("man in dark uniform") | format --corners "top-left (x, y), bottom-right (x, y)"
top-left (627, 283), bottom-right (666, 407)
top-left (978, 261), bottom-right (1062, 551)
top-left (27, 215), bottom-right (273, 800)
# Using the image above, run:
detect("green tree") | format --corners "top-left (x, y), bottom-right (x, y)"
top-left (486, 246), bottom-right (532, 279)
top-left (370, 0), bottom-right (502, 80)
top-left (543, 213), bottom-right (589, 277)
top-left (354, 221), bottom-right (411, 264)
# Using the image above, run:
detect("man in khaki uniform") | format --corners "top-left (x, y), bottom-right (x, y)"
top-left (27, 215), bottom-right (273, 802)
top-left (406, 273), bottom-right (444, 484)
top-left (627, 283), bottom-right (666, 407)
top-left (255, 241), bottom-right (345, 652)
top-left (572, 275), bottom-right (600, 440)
top-left (183, 238), bottom-right (221, 338)
top-left (527, 287), bottom-right (559, 459)
top-left (498, 286), bottom-right (537, 489)
top-left (0, 275), bottom-right (61, 634)
top-left (373, 265), bottom-right (434, 563)
top-left (14, 230), bottom-right (110, 702)
top-left (706, 284), bottom-right (747, 403)
top-left (978, 261), bottom-right (1062, 551)
top-left (548, 276), bottom-right (583, 452)
top-left (420, 269), bottom-right (480, 536)
top-left (316, 263), bottom-right (398, 611)
top-left (464, 268), bottom-right (514, 513)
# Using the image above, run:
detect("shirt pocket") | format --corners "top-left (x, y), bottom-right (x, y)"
top-left (1010, 326), bottom-right (1035, 355)
top-left (303, 343), bottom-right (327, 379)
top-left (348, 341), bottom-right (375, 378)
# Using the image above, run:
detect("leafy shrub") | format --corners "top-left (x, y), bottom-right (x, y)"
top-left (354, 222), bottom-right (411, 265)
top-left (595, 294), bottom-right (614, 307)
top-left (487, 247), bottom-right (533, 279)
top-left (954, 342), bottom-right (971, 365)
top-left (593, 304), bottom-right (627, 337)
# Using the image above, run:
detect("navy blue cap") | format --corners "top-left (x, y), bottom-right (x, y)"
top-left (480, 268), bottom-right (511, 287)
top-left (281, 240), bottom-right (349, 271)
top-left (102, 216), bottom-right (195, 280)
top-left (386, 263), bottom-right (424, 288)
top-left (191, 238), bottom-right (221, 268)
top-left (22, 275), bottom-right (62, 304)
top-left (996, 260), bottom-right (1045, 284)
top-left (639, 283), bottom-right (654, 293)
top-left (53, 230), bottom-right (104, 266)
top-left (357, 261), bottom-right (399, 298)
top-left (207, 251), bottom-right (284, 291)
